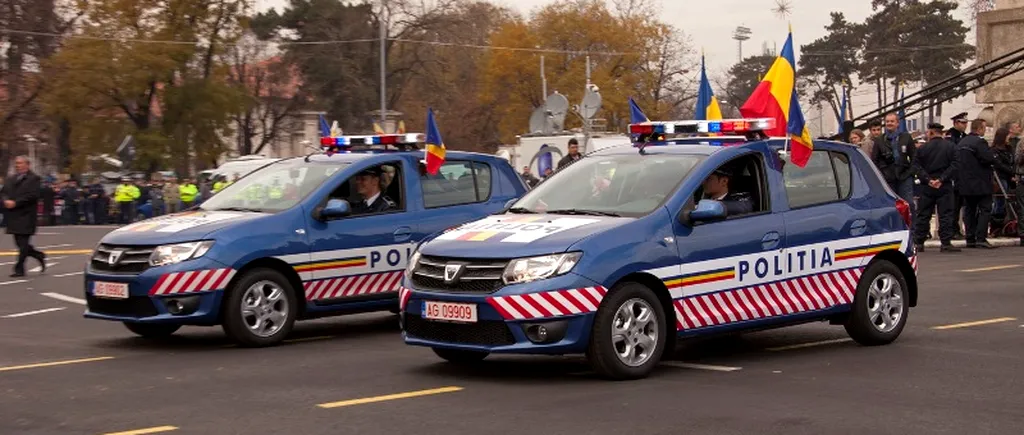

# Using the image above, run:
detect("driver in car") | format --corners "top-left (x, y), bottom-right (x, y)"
top-left (702, 166), bottom-right (753, 216)
top-left (351, 166), bottom-right (396, 214)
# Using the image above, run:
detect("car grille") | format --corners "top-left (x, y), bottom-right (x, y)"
top-left (404, 313), bottom-right (516, 346)
top-left (90, 244), bottom-right (155, 274)
top-left (410, 255), bottom-right (507, 294)
top-left (86, 294), bottom-right (160, 318)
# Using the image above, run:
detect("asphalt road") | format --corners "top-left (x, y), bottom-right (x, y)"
top-left (1, 225), bottom-right (1022, 435)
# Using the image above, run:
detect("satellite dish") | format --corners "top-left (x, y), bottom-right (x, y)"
top-left (544, 92), bottom-right (569, 131)
top-left (580, 88), bottom-right (602, 119)
top-left (528, 107), bottom-right (550, 134)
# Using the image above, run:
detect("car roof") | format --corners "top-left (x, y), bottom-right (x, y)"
top-left (283, 150), bottom-right (507, 165)
top-left (587, 138), bottom-right (861, 157)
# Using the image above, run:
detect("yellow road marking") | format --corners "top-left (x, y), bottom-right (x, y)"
top-left (766, 338), bottom-right (853, 352)
top-left (959, 264), bottom-right (1021, 273)
top-left (932, 317), bottom-right (1017, 330)
top-left (102, 426), bottom-right (178, 435)
top-left (0, 249), bottom-right (93, 256)
top-left (317, 386), bottom-right (463, 409)
top-left (0, 356), bottom-right (115, 373)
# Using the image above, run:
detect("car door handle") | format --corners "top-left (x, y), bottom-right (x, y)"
top-left (761, 232), bottom-right (780, 250)
top-left (394, 226), bottom-right (412, 242)
top-left (850, 219), bottom-right (867, 237)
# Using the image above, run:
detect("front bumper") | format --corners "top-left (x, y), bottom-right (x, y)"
top-left (83, 257), bottom-right (235, 326)
top-left (401, 273), bottom-right (606, 355)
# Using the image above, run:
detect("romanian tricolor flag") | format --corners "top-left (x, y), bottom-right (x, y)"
top-left (397, 120), bottom-right (406, 134)
top-left (373, 122), bottom-right (385, 134)
top-left (318, 114), bottom-right (331, 137)
top-left (695, 53), bottom-right (723, 121)
top-left (424, 108), bottom-right (446, 175)
top-left (739, 27), bottom-right (814, 167)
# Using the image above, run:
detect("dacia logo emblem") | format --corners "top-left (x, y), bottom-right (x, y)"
top-left (443, 264), bottom-right (465, 284)
top-left (107, 249), bottom-right (125, 265)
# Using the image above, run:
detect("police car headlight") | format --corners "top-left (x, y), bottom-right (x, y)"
top-left (406, 250), bottom-right (421, 278)
top-left (503, 252), bottom-right (582, 285)
top-left (150, 241), bottom-right (215, 267)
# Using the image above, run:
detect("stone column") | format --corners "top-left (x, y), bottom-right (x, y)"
top-left (976, 2), bottom-right (1024, 129)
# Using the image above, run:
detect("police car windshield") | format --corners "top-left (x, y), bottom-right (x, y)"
top-left (512, 154), bottom-right (703, 217)
top-left (200, 159), bottom-right (349, 213)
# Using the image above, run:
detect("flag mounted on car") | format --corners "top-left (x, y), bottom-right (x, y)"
top-left (739, 26), bottom-right (814, 167)
top-left (424, 108), bottom-right (446, 175)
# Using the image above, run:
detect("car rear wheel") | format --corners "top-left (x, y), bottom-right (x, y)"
top-left (586, 282), bottom-right (667, 380)
top-left (221, 268), bottom-right (297, 347)
top-left (432, 347), bottom-right (489, 364)
top-left (123, 322), bottom-right (181, 338)
top-left (844, 260), bottom-right (909, 345)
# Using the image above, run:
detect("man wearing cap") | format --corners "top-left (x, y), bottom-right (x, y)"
top-left (351, 166), bottom-right (395, 214)
top-left (947, 112), bottom-right (969, 239)
top-left (701, 166), bottom-right (753, 216)
top-left (911, 123), bottom-right (960, 252)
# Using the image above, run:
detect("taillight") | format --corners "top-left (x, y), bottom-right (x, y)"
top-left (895, 199), bottom-right (912, 227)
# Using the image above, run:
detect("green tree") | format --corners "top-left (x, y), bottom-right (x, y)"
top-left (797, 12), bottom-right (863, 122)
top-left (41, 0), bottom-right (248, 175)
top-left (722, 54), bottom-right (776, 115)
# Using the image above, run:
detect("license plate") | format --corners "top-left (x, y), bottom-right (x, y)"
top-left (93, 281), bottom-right (129, 299)
top-left (422, 301), bottom-right (477, 323)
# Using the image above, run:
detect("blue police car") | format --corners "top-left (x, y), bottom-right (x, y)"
top-left (83, 132), bottom-right (528, 347)
top-left (400, 117), bottom-right (918, 379)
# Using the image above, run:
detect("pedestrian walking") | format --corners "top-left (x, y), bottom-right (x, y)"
top-left (1, 156), bottom-right (46, 277)
top-left (957, 118), bottom-right (998, 249)
top-left (871, 112), bottom-right (918, 217)
top-left (912, 123), bottom-right (960, 252)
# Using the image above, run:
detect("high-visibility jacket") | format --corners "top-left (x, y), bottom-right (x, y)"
top-left (114, 184), bottom-right (140, 203)
top-left (213, 181), bottom-right (227, 192)
top-left (179, 183), bottom-right (199, 202)
top-left (268, 185), bottom-right (283, 199)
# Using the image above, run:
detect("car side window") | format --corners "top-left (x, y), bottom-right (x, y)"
top-left (692, 153), bottom-right (769, 219)
top-left (782, 150), bottom-right (841, 209)
top-left (421, 160), bottom-right (492, 208)
top-left (831, 151), bottom-right (852, 200)
top-left (327, 161), bottom-right (405, 216)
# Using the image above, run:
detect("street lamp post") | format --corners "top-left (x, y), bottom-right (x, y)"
top-left (379, 0), bottom-right (387, 125)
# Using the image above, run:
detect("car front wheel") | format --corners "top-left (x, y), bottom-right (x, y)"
top-left (586, 282), bottom-right (667, 380)
top-left (221, 268), bottom-right (297, 347)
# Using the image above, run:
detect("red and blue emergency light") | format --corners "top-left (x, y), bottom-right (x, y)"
top-left (319, 133), bottom-right (425, 154)
top-left (629, 118), bottom-right (776, 138)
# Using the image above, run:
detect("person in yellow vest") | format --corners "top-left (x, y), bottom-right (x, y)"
top-left (179, 178), bottom-right (199, 209)
top-left (163, 175), bottom-right (181, 214)
top-left (114, 177), bottom-right (141, 224)
top-left (268, 178), bottom-right (283, 200)
top-left (213, 175), bottom-right (229, 193)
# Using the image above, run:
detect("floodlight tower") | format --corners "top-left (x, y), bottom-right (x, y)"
top-left (733, 26), bottom-right (752, 62)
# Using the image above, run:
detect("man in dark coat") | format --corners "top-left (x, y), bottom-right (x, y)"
top-left (1, 156), bottom-right (46, 276)
top-left (556, 138), bottom-right (582, 171)
top-left (350, 166), bottom-right (395, 214)
top-left (946, 112), bottom-right (969, 239)
top-left (911, 123), bottom-right (960, 252)
top-left (956, 118), bottom-right (998, 249)
top-left (871, 112), bottom-right (918, 218)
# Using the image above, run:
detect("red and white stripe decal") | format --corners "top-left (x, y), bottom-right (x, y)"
top-left (674, 268), bottom-right (863, 331)
top-left (150, 268), bottom-right (237, 295)
top-left (487, 286), bottom-right (608, 320)
top-left (303, 271), bottom-right (404, 301)
top-left (399, 287), bottom-right (413, 311)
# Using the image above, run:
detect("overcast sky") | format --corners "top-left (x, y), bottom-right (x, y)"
top-left (255, 0), bottom-right (975, 77)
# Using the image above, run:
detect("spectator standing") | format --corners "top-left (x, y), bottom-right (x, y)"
top-left (871, 112), bottom-right (918, 217)
top-left (1, 156), bottom-right (46, 277)
top-left (1014, 135), bottom-right (1024, 245)
top-left (990, 128), bottom-right (1016, 235)
top-left (557, 138), bottom-right (582, 171)
top-left (163, 176), bottom-right (181, 214)
top-left (520, 166), bottom-right (539, 188)
top-left (149, 179), bottom-right (165, 217)
top-left (60, 179), bottom-right (81, 225)
top-left (956, 118), bottom-right (998, 249)
top-left (85, 178), bottom-right (105, 224)
top-left (40, 178), bottom-right (55, 226)
top-left (862, 119), bottom-right (884, 157)
top-left (911, 123), bottom-right (960, 252)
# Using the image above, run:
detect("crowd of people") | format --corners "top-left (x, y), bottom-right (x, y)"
top-left (847, 112), bottom-right (1022, 250)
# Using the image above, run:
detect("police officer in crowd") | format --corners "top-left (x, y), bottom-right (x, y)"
top-left (871, 112), bottom-right (918, 216)
top-left (85, 178), bottom-right (106, 224)
top-left (60, 179), bottom-right (81, 224)
top-left (956, 118), bottom-right (998, 249)
top-left (912, 123), bottom-right (960, 252)
top-left (701, 165), bottom-right (753, 216)
top-left (350, 166), bottom-right (395, 214)
top-left (946, 112), bottom-right (969, 238)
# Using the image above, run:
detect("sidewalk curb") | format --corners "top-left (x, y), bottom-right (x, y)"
top-left (923, 238), bottom-right (1020, 248)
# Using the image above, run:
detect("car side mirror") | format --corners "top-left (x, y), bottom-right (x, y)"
top-left (319, 199), bottom-right (351, 220)
top-left (684, 199), bottom-right (727, 224)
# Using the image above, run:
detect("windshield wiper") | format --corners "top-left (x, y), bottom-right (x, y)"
top-left (212, 207), bottom-right (265, 213)
top-left (505, 207), bottom-right (535, 214)
top-left (545, 208), bottom-right (621, 217)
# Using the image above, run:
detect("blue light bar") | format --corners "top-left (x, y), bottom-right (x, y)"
top-left (320, 133), bottom-right (425, 149)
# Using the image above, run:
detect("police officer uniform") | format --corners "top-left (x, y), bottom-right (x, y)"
top-left (911, 123), bottom-right (960, 251)
top-left (705, 167), bottom-right (754, 216)
top-left (957, 128), bottom-right (998, 248)
top-left (946, 112), bottom-right (968, 238)
top-left (351, 167), bottom-right (396, 214)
